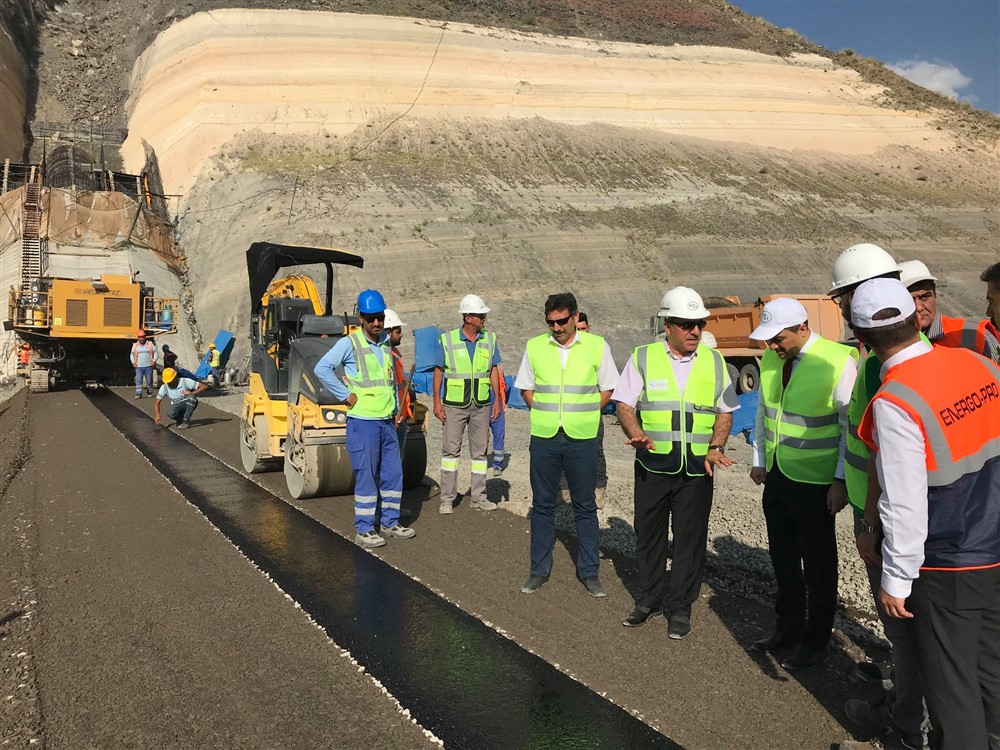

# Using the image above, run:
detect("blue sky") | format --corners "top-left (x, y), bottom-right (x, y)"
top-left (730, 0), bottom-right (1000, 113)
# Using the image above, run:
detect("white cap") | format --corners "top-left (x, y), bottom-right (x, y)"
top-left (749, 298), bottom-right (808, 341)
top-left (851, 278), bottom-right (916, 328)
top-left (897, 259), bottom-right (937, 289)
top-left (700, 330), bottom-right (718, 349)
top-left (458, 294), bottom-right (490, 315)
top-left (383, 309), bottom-right (405, 328)
top-left (659, 286), bottom-right (710, 320)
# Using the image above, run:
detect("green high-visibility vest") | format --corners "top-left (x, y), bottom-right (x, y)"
top-left (440, 328), bottom-right (496, 408)
top-left (345, 331), bottom-right (395, 419)
top-left (209, 349), bottom-right (221, 367)
top-left (761, 336), bottom-right (857, 485)
top-left (526, 331), bottom-right (604, 439)
top-left (635, 343), bottom-right (725, 476)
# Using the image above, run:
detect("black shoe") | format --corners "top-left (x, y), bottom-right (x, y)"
top-left (623, 605), bottom-right (663, 627)
top-left (580, 576), bottom-right (606, 598)
top-left (750, 632), bottom-right (800, 653)
top-left (781, 647), bottom-right (827, 670)
top-left (520, 574), bottom-right (549, 594)
top-left (667, 613), bottom-right (691, 640)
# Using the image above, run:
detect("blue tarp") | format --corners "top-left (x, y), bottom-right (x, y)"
top-left (194, 330), bottom-right (235, 379)
top-left (732, 391), bottom-right (758, 443)
top-left (412, 325), bottom-right (443, 373)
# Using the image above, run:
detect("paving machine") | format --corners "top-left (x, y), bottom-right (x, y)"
top-left (239, 242), bottom-right (428, 499)
top-left (6, 273), bottom-right (178, 391)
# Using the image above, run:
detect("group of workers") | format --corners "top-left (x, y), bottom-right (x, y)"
top-left (317, 243), bottom-right (999, 750)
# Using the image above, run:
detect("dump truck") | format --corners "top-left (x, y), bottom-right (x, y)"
top-left (6, 273), bottom-right (178, 391)
top-left (651, 294), bottom-right (845, 394)
top-left (239, 242), bottom-right (428, 499)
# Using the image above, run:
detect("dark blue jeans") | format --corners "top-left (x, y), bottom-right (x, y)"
top-left (528, 431), bottom-right (599, 579)
top-left (167, 397), bottom-right (198, 424)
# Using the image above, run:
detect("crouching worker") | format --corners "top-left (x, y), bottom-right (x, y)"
top-left (153, 367), bottom-right (210, 429)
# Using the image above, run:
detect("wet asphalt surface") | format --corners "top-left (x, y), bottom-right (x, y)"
top-left (1, 388), bottom-right (882, 749)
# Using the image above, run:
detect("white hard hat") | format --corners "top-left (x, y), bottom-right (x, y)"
top-left (897, 259), bottom-right (937, 289)
top-left (828, 243), bottom-right (899, 296)
top-left (458, 294), bottom-right (490, 315)
top-left (659, 286), bottom-right (709, 320)
top-left (700, 331), bottom-right (718, 349)
top-left (383, 309), bottom-right (405, 328)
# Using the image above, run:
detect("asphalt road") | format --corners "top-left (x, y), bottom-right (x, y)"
top-left (1, 388), bottom-right (885, 749)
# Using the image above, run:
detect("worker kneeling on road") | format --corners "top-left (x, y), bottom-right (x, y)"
top-left (154, 367), bottom-right (209, 430)
top-left (314, 290), bottom-right (415, 549)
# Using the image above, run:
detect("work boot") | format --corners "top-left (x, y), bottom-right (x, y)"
top-left (355, 531), bottom-right (387, 549)
top-left (381, 524), bottom-right (416, 539)
top-left (176, 422), bottom-right (189, 430)
top-left (470, 498), bottom-right (498, 512)
top-left (134, 394), bottom-right (142, 399)
top-left (668, 612), bottom-right (692, 640)
top-left (844, 698), bottom-right (890, 736)
top-left (439, 501), bottom-right (454, 515)
top-left (579, 576), bottom-right (606, 598)
top-left (520, 574), bottom-right (549, 594)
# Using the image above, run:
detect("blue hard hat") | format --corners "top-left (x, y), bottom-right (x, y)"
top-left (357, 289), bottom-right (386, 315)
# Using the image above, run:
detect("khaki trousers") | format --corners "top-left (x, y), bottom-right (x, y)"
top-left (440, 404), bottom-right (489, 503)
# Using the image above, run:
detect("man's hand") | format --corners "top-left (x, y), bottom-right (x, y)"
top-left (749, 467), bottom-right (767, 486)
top-left (856, 530), bottom-right (882, 567)
top-left (490, 401), bottom-right (502, 422)
top-left (625, 433), bottom-right (655, 451)
top-left (827, 481), bottom-right (849, 515)
top-left (154, 413), bottom-right (162, 425)
top-left (878, 590), bottom-right (913, 620)
top-left (346, 393), bottom-right (358, 409)
top-left (433, 399), bottom-right (445, 423)
top-left (704, 450), bottom-right (736, 477)
top-left (394, 412), bottom-right (407, 427)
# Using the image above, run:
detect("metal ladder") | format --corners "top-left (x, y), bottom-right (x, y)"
top-left (21, 168), bottom-right (44, 290)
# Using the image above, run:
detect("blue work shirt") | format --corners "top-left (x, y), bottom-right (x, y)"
top-left (314, 331), bottom-right (397, 420)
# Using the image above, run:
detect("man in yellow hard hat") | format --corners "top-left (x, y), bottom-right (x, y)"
top-left (153, 367), bottom-right (209, 429)
top-left (207, 343), bottom-right (223, 385)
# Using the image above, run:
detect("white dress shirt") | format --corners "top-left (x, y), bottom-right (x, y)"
top-left (869, 339), bottom-right (934, 598)
top-left (751, 332), bottom-right (858, 478)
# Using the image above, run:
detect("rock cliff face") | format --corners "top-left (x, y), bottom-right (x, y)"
top-left (14, 2), bottom-right (1000, 368)
top-left (0, 24), bottom-right (27, 161)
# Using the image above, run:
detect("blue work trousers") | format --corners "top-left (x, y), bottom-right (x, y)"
top-left (135, 366), bottom-right (154, 395)
top-left (528, 431), bottom-right (600, 579)
top-left (347, 418), bottom-right (402, 534)
top-left (489, 410), bottom-right (506, 468)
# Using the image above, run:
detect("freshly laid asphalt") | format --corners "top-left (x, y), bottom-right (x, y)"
top-left (1, 389), bottom-right (882, 749)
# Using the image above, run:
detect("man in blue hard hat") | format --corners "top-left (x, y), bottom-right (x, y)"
top-left (314, 289), bottom-right (414, 549)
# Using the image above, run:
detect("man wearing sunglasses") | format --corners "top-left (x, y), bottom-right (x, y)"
top-left (433, 294), bottom-right (503, 515)
top-left (748, 296), bottom-right (858, 671)
top-left (612, 286), bottom-right (739, 639)
top-left (314, 289), bottom-right (414, 549)
top-left (515, 292), bottom-right (619, 597)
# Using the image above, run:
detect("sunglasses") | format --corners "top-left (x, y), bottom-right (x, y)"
top-left (362, 313), bottom-right (386, 323)
top-left (669, 319), bottom-right (707, 331)
top-left (545, 314), bottom-right (574, 327)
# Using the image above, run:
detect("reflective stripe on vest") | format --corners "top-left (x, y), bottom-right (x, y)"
top-left (935, 315), bottom-right (987, 355)
top-left (635, 343), bottom-right (723, 476)
top-left (844, 353), bottom-right (882, 511)
top-left (859, 347), bottom-right (1000, 570)
top-left (526, 331), bottom-right (604, 439)
top-left (441, 328), bottom-right (495, 408)
top-left (761, 337), bottom-right (856, 485)
top-left (209, 349), bottom-right (221, 367)
top-left (346, 331), bottom-right (395, 419)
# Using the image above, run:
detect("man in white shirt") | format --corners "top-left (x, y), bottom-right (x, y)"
top-left (153, 367), bottom-right (209, 429)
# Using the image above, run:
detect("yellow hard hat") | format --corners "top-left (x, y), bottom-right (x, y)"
top-left (162, 367), bottom-right (177, 383)
top-left (209, 343), bottom-right (216, 349)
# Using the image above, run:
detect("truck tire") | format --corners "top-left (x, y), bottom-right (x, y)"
top-left (726, 363), bottom-right (739, 390)
top-left (738, 363), bottom-right (760, 394)
top-left (402, 432), bottom-right (428, 490)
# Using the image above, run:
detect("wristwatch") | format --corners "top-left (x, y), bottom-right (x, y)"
top-left (859, 519), bottom-right (880, 534)
top-left (708, 445), bottom-right (725, 453)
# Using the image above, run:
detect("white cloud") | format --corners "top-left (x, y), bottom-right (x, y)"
top-left (889, 59), bottom-right (976, 102)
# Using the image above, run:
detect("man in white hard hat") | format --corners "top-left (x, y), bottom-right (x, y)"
top-left (612, 287), bottom-right (738, 638)
top-left (748, 297), bottom-right (858, 669)
top-left (851, 278), bottom-right (1000, 750)
top-left (433, 294), bottom-right (503, 514)
top-left (898, 259), bottom-right (990, 357)
top-left (516, 292), bottom-right (619, 597)
top-left (384, 310), bottom-right (413, 453)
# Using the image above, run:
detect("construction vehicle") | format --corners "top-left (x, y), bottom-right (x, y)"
top-left (651, 294), bottom-right (845, 394)
top-left (239, 242), bottom-right (428, 498)
top-left (6, 273), bottom-right (178, 391)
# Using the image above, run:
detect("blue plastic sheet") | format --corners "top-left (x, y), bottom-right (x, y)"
top-left (194, 330), bottom-right (235, 379)
top-left (412, 326), bottom-right (443, 373)
top-left (731, 391), bottom-right (758, 443)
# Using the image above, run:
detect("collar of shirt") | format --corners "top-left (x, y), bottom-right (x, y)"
top-left (459, 328), bottom-right (487, 343)
top-left (361, 331), bottom-right (389, 347)
top-left (547, 332), bottom-right (581, 349)
top-left (797, 331), bottom-right (818, 359)
top-left (880, 339), bottom-right (933, 379)
top-left (663, 340), bottom-right (696, 363)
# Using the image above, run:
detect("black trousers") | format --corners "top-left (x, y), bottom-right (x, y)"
top-left (633, 462), bottom-right (713, 616)
top-left (909, 566), bottom-right (1000, 750)
top-left (761, 466), bottom-right (838, 651)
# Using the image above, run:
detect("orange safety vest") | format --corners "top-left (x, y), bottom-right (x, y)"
top-left (934, 314), bottom-right (988, 357)
top-left (391, 347), bottom-right (412, 420)
top-left (859, 346), bottom-right (1000, 571)
top-left (495, 364), bottom-right (507, 409)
